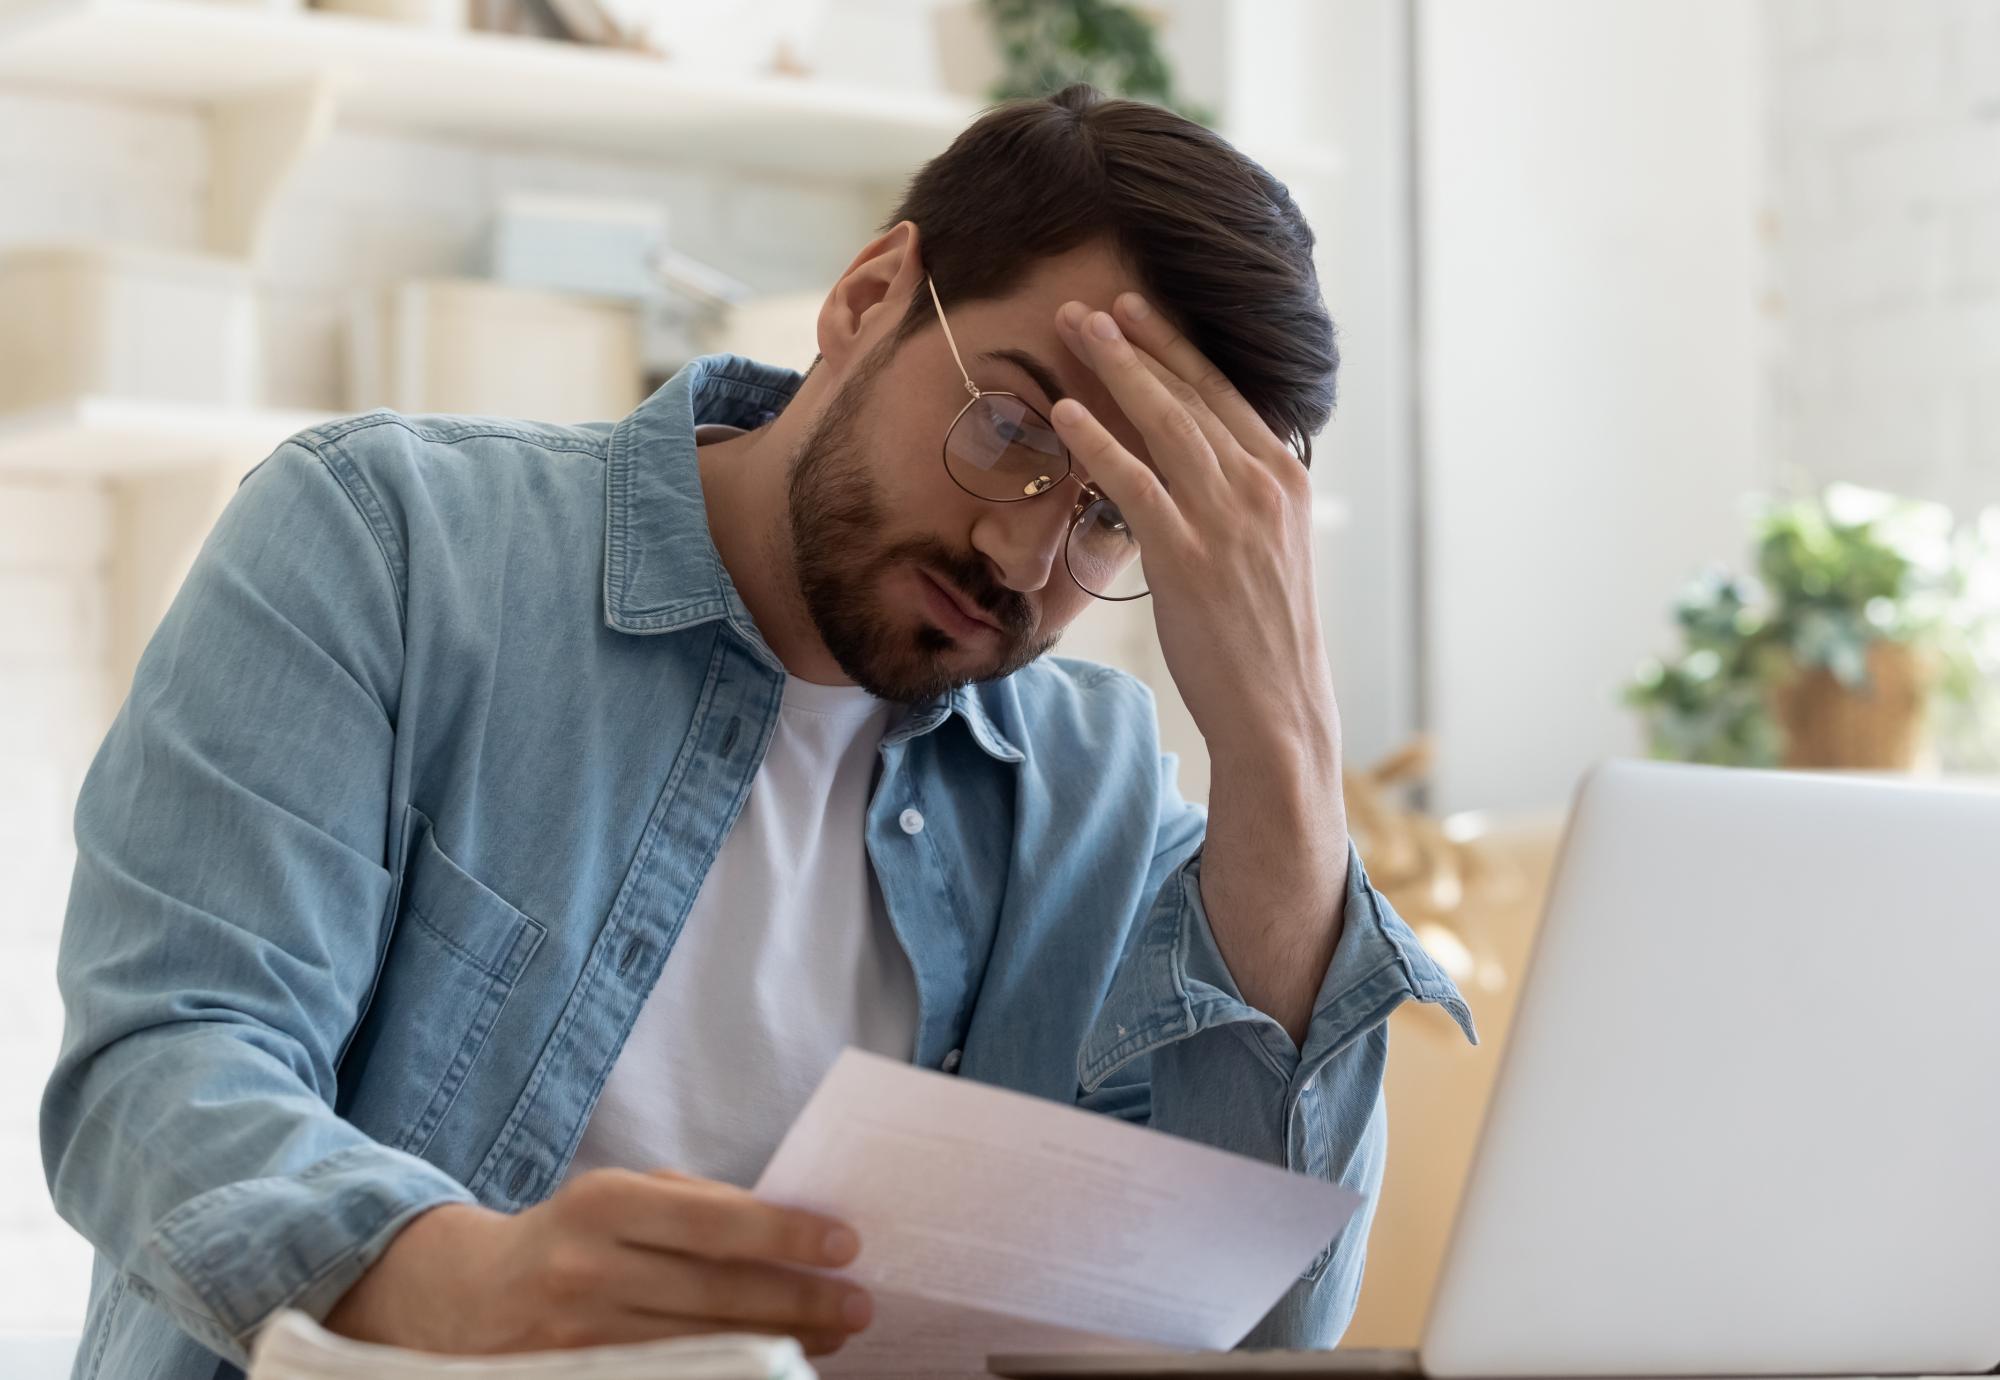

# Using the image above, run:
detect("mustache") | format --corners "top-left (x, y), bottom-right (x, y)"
top-left (881, 538), bottom-right (1033, 636)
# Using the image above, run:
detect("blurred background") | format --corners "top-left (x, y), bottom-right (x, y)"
top-left (2, 0), bottom-right (1997, 1348)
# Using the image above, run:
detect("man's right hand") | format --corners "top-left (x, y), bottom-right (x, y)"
top-left (322, 1168), bottom-right (872, 1357)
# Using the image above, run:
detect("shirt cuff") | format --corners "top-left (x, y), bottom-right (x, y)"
top-left (135, 1141), bottom-right (477, 1364)
top-left (1079, 839), bottom-right (1477, 1096)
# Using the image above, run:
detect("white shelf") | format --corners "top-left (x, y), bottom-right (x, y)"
top-left (0, 0), bottom-right (1339, 184)
top-left (0, 396), bottom-right (332, 475)
top-left (0, 0), bottom-right (976, 181)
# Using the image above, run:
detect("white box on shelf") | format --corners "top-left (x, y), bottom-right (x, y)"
top-left (0, 243), bottom-right (259, 413)
top-left (346, 277), bottom-right (643, 423)
top-left (487, 193), bottom-right (670, 302)
top-left (311, 0), bottom-right (466, 31)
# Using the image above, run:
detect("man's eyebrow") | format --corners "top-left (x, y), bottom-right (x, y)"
top-left (980, 348), bottom-right (1071, 408)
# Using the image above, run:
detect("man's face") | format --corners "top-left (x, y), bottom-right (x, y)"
top-left (787, 247), bottom-right (1154, 703)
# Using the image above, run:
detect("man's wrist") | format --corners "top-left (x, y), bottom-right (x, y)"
top-left (323, 1200), bottom-right (505, 1350)
top-left (1204, 688), bottom-right (1342, 780)
top-left (1208, 727), bottom-right (1342, 818)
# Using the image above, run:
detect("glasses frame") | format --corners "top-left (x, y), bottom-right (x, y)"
top-left (927, 275), bottom-right (1149, 602)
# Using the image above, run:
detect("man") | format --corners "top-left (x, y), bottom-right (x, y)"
top-left (43, 84), bottom-right (1472, 1378)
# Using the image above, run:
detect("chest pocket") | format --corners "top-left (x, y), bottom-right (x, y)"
top-left (350, 805), bottom-right (547, 1158)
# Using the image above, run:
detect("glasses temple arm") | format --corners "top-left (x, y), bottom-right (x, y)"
top-left (926, 275), bottom-right (979, 397)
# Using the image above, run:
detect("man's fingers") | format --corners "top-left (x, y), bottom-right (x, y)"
top-left (1054, 302), bottom-right (1237, 470)
top-left (653, 1186), bottom-right (858, 1268)
top-left (1110, 290), bottom-right (1288, 467)
top-left (604, 1245), bottom-right (874, 1335)
top-left (1050, 396), bottom-right (1181, 550)
top-left (569, 1170), bottom-right (861, 1270)
top-left (1056, 305), bottom-right (1230, 498)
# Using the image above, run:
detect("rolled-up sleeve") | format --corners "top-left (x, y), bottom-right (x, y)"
top-left (40, 439), bottom-right (475, 1366)
top-left (1077, 765), bottom-right (1476, 1349)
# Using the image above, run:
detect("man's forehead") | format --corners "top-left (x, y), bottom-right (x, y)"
top-left (1006, 257), bottom-right (1156, 457)
top-left (992, 245), bottom-right (1143, 320)
top-left (937, 248), bottom-right (1159, 469)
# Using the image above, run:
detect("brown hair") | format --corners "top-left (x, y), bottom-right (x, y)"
top-left (882, 83), bottom-right (1336, 465)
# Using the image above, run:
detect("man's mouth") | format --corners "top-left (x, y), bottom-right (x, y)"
top-left (918, 569), bottom-right (1000, 640)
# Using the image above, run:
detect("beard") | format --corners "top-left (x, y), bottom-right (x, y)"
top-left (783, 347), bottom-right (1060, 702)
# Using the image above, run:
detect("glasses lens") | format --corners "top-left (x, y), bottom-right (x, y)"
top-left (945, 394), bottom-right (1068, 500)
top-left (1067, 496), bottom-right (1148, 600)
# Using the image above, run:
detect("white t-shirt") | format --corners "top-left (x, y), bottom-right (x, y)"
top-left (564, 670), bottom-right (920, 1189)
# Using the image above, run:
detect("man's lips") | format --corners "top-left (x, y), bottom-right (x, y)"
top-left (920, 570), bottom-right (1001, 637)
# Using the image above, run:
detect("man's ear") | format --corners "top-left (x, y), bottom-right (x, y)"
top-left (816, 220), bottom-right (922, 371)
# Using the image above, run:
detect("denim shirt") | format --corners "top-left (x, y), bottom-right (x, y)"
top-left (43, 354), bottom-right (1474, 1379)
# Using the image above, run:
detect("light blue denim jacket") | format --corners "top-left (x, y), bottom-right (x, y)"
top-left (44, 354), bottom-right (1474, 1380)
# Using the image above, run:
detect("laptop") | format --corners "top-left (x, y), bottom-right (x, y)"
top-left (992, 760), bottom-right (2000, 1379)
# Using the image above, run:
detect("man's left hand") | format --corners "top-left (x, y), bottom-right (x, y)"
top-left (1049, 293), bottom-right (1338, 772)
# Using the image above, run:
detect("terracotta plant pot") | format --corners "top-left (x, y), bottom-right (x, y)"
top-left (1768, 640), bottom-right (1934, 770)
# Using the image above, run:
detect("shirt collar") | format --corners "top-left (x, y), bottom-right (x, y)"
top-left (602, 352), bottom-right (1024, 765)
top-left (883, 683), bottom-right (1026, 764)
top-left (602, 352), bottom-right (795, 643)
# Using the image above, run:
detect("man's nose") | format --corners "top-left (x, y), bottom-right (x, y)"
top-left (971, 490), bottom-right (1073, 594)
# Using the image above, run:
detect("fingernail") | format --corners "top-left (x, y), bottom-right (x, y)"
top-left (823, 1227), bottom-right (858, 1262)
top-left (842, 1291), bottom-right (873, 1329)
top-left (1119, 292), bottom-right (1151, 320)
top-left (1088, 311), bottom-right (1120, 341)
top-left (1059, 301), bottom-right (1086, 331)
top-left (1052, 398), bottom-right (1084, 426)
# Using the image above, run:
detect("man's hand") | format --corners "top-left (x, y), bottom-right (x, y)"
top-left (1048, 294), bottom-right (1336, 771)
top-left (323, 1168), bottom-right (872, 1357)
top-left (1051, 294), bottom-right (1350, 1046)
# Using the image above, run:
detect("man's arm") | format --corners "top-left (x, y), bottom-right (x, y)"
top-left (41, 440), bottom-right (476, 1365)
top-left (1198, 709), bottom-right (1350, 1048)
top-left (1043, 287), bottom-right (1361, 1054)
top-left (1049, 286), bottom-right (1476, 1346)
top-left (46, 437), bottom-right (884, 1364)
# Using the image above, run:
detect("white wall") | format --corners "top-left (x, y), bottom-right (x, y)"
top-left (1764, 0), bottom-right (2000, 513)
top-left (1415, 0), bottom-right (1768, 814)
top-left (0, 474), bottom-right (113, 1333)
top-left (1306, 0), bottom-right (1424, 776)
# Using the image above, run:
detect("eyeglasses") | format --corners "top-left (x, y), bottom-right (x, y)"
top-left (927, 275), bottom-right (1148, 601)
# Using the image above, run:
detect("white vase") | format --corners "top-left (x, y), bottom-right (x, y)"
top-left (931, 0), bottom-right (1001, 101)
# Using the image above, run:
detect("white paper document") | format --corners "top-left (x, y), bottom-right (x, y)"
top-left (753, 1049), bottom-right (1363, 1377)
top-left (246, 1309), bottom-right (815, 1380)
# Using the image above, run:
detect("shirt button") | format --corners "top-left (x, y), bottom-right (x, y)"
top-left (899, 808), bottom-right (925, 835)
top-left (941, 1048), bottom-right (962, 1073)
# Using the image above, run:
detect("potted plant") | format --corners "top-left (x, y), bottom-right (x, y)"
top-left (1625, 484), bottom-right (1999, 772)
